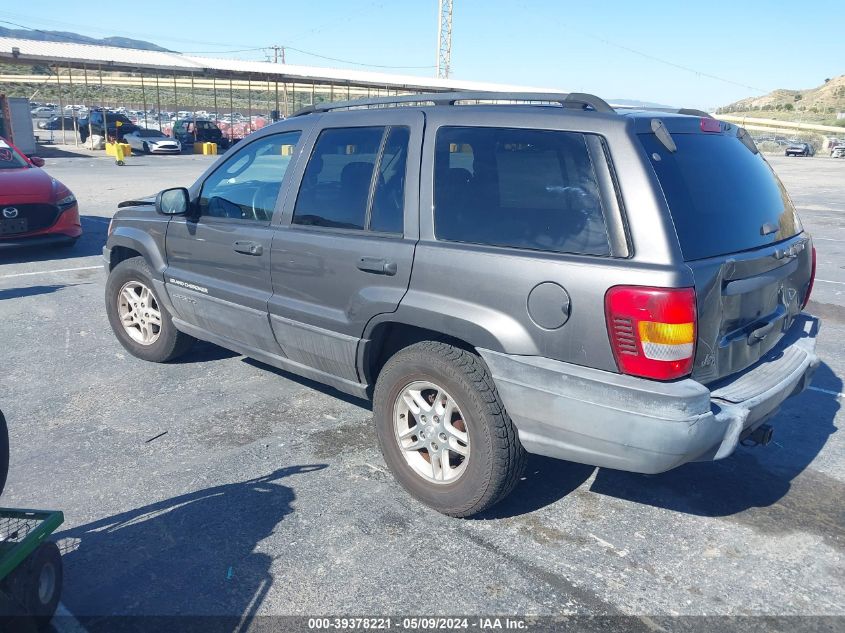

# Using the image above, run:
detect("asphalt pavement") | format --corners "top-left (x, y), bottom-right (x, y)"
top-left (0, 147), bottom-right (842, 629)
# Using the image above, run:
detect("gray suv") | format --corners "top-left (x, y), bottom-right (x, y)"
top-left (103, 92), bottom-right (819, 517)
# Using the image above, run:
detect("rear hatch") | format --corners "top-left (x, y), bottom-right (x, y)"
top-left (637, 115), bottom-right (814, 385)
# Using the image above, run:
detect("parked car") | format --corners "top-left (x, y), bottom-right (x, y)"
top-left (785, 142), bottom-right (813, 157)
top-left (123, 129), bottom-right (182, 154)
top-left (77, 109), bottom-right (139, 143)
top-left (0, 137), bottom-right (81, 249)
top-left (103, 92), bottom-right (818, 517)
top-left (37, 116), bottom-right (80, 131)
top-left (30, 106), bottom-right (58, 119)
top-left (831, 145), bottom-right (845, 158)
top-left (171, 118), bottom-right (227, 148)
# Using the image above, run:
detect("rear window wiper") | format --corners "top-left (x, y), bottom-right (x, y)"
top-left (737, 127), bottom-right (759, 155)
top-left (650, 119), bottom-right (677, 152)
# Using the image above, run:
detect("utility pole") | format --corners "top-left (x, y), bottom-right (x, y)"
top-left (436, 0), bottom-right (453, 79)
top-left (270, 45), bottom-right (286, 64)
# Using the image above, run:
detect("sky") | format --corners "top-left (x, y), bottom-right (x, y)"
top-left (1, 1), bottom-right (843, 109)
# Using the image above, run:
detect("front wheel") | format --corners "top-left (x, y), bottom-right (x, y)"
top-left (373, 342), bottom-right (525, 517)
top-left (105, 256), bottom-right (195, 362)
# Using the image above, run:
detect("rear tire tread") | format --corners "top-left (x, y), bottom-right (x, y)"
top-left (375, 341), bottom-right (526, 517)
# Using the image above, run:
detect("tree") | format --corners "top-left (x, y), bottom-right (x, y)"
top-left (794, 94), bottom-right (802, 101)
top-left (784, 103), bottom-right (794, 111)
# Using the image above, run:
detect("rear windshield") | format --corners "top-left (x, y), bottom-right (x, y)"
top-left (640, 133), bottom-right (802, 261)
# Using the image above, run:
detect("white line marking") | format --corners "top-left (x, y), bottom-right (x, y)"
top-left (813, 237), bottom-right (842, 242)
top-left (0, 265), bottom-right (100, 279)
top-left (809, 386), bottom-right (843, 398)
top-left (817, 279), bottom-right (845, 285)
top-left (54, 603), bottom-right (89, 633)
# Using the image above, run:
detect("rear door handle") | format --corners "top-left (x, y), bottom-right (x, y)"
top-left (233, 240), bottom-right (263, 256)
top-left (357, 257), bottom-right (397, 276)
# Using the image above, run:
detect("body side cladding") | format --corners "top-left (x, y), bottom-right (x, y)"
top-left (107, 227), bottom-right (167, 277)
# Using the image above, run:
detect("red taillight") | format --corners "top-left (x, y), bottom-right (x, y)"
top-left (801, 246), bottom-right (816, 310)
top-left (700, 117), bottom-right (721, 133)
top-left (605, 286), bottom-right (697, 381)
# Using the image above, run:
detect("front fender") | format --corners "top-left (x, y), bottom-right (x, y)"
top-left (107, 225), bottom-right (168, 279)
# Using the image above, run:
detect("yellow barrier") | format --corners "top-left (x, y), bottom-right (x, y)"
top-left (194, 142), bottom-right (218, 155)
top-left (105, 142), bottom-right (131, 165)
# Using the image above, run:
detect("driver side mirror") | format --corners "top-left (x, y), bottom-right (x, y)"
top-left (29, 156), bottom-right (45, 167)
top-left (156, 187), bottom-right (191, 215)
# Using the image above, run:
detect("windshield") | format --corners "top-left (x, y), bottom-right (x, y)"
top-left (640, 132), bottom-right (802, 260)
top-left (137, 130), bottom-right (163, 138)
top-left (0, 140), bottom-right (29, 169)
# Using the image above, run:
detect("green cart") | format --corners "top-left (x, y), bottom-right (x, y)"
top-left (0, 411), bottom-right (64, 626)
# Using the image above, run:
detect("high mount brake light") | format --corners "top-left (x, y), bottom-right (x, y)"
top-left (605, 286), bottom-right (697, 381)
top-left (700, 118), bottom-right (722, 133)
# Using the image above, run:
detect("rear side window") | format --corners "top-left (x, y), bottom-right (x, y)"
top-left (370, 126), bottom-right (410, 234)
top-left (434, 127), bottom-right (610, 256)
top-left (640, 133), bottom-right (802, 261)
top-left (293, 127), bottom-right (384, 230)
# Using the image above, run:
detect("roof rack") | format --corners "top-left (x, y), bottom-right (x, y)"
top-left (291, 91), bottom-right (615, 117)
top-left (613, 105), bottom-right (715, 119)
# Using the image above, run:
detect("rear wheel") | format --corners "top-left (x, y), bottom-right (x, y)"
top-left (105, 256), bottom-right (195, 362)
top-left (373, 342), bottom-right (525, 517)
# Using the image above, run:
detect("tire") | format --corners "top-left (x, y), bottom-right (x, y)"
top-left (105, 256), bottom-right (195, 362)
top-left (373, 341), bottom-right (526, 517)
top-left (0, 410), bottom-right (8, 498)
top-left (4, 541), bottom-right (62, 625)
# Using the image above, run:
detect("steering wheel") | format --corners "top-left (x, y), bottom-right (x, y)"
top-left (250, 182), bottom-right (281, 221)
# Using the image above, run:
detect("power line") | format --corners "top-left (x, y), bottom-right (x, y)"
top-left (2, 18), bottom-right (434, 70)
top-left (280, 45), bottom-right (434, 69)
top-left (543, 16), bottom-right (767, 94)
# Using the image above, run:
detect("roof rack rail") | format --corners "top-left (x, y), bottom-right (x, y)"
top-left (291, 91), bottom-right (615, 117)
top-left (612, 105), bottom-right (715, 119)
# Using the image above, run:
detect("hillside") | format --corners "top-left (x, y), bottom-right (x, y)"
top-left (717, 75), bottom-right (845, 125)
top-left (0, 27), bottom-right (171, 52)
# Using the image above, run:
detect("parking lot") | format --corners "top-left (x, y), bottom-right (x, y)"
top-left (0, 149), bottom-right (843, 626)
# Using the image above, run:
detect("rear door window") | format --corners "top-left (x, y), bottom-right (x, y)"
top-left (293, 127), bottom-right (384, 230)
top-left (640, 133), bottom-right (802, 260)
top-left (434, 126), bottom-right (610, 256)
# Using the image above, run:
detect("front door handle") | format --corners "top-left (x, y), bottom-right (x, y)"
top-left (233, 240), bottom-right (263, 256)
top-left (357, 256), bottom-right (397, 276)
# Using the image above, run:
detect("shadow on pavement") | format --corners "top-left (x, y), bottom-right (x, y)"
top-left (476, 456), bottom-right (595, 520)
top-left (31, 144), bottom-right (91, 159)
top-left (242, 357), bottom-right (370, 409)
top-left (176, 340), bottom-right (241, 364)
top-left (590, 362), bottom-right (842, 546)
top-left (56, 464), bottom-right (326, 628)
top-left (0, 283), bottom-right (90, 301)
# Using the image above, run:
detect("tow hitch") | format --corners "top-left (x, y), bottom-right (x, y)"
top-left (741, 423), bottom-right (774, 447)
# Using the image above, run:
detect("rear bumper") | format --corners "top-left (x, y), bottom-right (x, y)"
top-left (479, 314), bottom-right (820, 474)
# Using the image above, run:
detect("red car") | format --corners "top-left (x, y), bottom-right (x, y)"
top-left (0, 138), bottom-right (81, 249)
